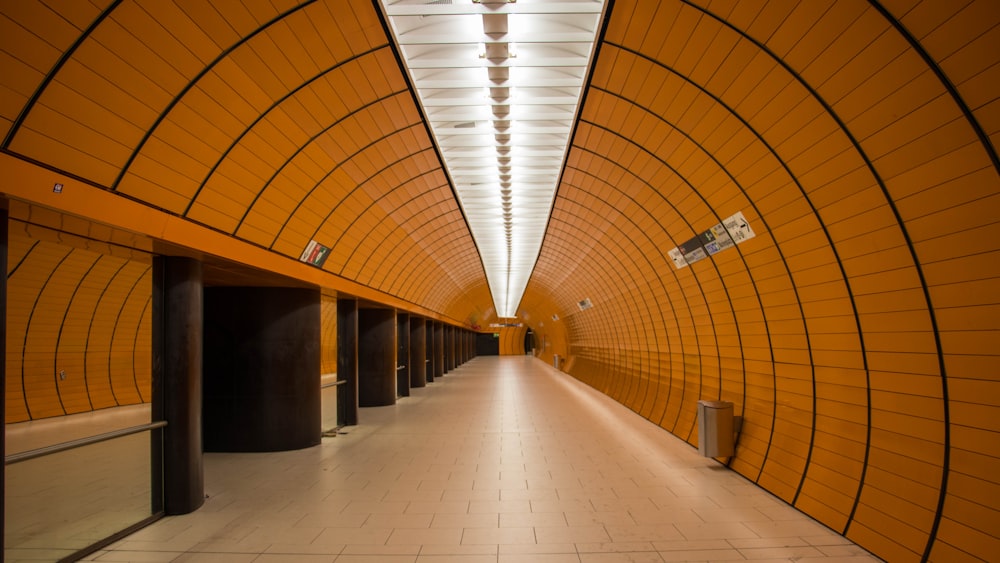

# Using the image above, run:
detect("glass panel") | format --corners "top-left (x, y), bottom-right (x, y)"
top-left (4, 430), bottom-right (156, 562)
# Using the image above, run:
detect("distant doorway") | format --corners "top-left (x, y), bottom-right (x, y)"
top-left (524, 330), bottom-right (536, 355)
top-left (475, 333), bottom-right (500, 355)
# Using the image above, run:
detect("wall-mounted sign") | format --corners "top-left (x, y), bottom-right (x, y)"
top-left (669, 211), bottom-right (756, 269)
top-left (299, 240), bottom-right (331, 267)
top-left (577, 297), bottom-right (593, 311)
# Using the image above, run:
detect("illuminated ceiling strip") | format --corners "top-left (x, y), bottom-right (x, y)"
top-left (383, 0), bottom-right (604, 319)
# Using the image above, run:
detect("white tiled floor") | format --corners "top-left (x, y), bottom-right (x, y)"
top-left (86, 356), bottom-right (880, 562)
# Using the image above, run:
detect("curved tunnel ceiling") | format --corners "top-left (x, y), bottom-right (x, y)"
top-left (2, 1), bottom-right (999, 561)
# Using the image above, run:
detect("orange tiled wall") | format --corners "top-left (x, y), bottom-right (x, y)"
top-left (320, 293), bottom-right (338, 375)
top-left (5, 219), bottom-right (152, 423)
top-left (521, 2), bottom-right (1000, 561)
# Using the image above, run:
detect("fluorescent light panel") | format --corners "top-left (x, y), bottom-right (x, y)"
top-left (383, 0), bottom-right (604, 318)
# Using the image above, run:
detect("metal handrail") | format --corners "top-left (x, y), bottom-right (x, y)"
top-left (321, 379), bottom-right (347, 389)
top-left (5, 421), bottom-right (168, 465)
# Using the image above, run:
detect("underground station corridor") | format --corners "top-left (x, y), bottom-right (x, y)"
top-left (2, 0), bottom-right (998, 562)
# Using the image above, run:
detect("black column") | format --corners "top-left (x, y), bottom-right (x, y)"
top-left (433, 322), bottom-right (444, 379)
top-left (461, 330), bottom-right (468, 365)
top-left (152, 256), bottom-right (204, 515)
top-left (337, 298), bottom-right (358, 426)
top-left (445, 326), bottom-right (454, 373)
top-left (410, 317), bottom-right (426, 388)
top-left (1, 205), bottom-right (7, 545)
top-left (426, 320), bottom-right (435, 383)
top-left (359, 308), bottom-right (396, 407)
top-left (396, 313), bottom-right (410, 398)
top-left (202, 287), bottom-right (320, 452)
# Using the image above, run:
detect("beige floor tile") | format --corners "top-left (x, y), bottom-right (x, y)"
top-left (173, 554), bottom-right (255, 563)
top-left (743, 519), bottom-right (832, 538)
top-left (673, 521), bottom-right (758, 540)
top-left (499, 554), bottom-right (582, 563)
top-left (470, 499), bottom-right (531, 515)
top-left (530, 499), bottom-right (595, 513)
top-left (499, 543), bottom-right (578, 555)
top-left (658, 548), bottom-right (746, 561)
top-left (735, 545), bottom-right (825, 559)
top-left (313, 527), bottom-right (393, 546)
top-left (364, 513), bottom-right (433, 528)
top-left (564, 511), bottom-right (633, 527)
top-left (92, 551), bottom-right (184, 562)
top-left (650, 539), bottom-right (732, 552)
top-left (535, 525), bottom-right (612, 544)
top-left (253, 555), bottom-right (336, 563)
top-left (441, 489), bottom-right (501, 502)
top-left (341, 500), bottom-right (410, 514)
top-left (295, 512), bottom-right (369, 528)
top-left (418, 544), bottom-right (499, 556)
top-left (501, 511), bottom-right (568, 527)
top-left (576, 541), bottom-right (657, 553)
top-left (502, 487), bottom-right (560, 501)
top-left (333, 556), bottom-right (416, 563)
top-left (340, 544), bottom-right (421, 555)
top-left (578, 553), bottom-right (662, 563)
top-left (628, 508), bottom-right (706, 525)
top-left (264, 543), bottom-right (345, 555)
top-left (462, 526), bottom-right (537, 545)
top-left (405, 500), bottom-right (470, 514)
top-left (383, 489), bottom-right (447, 502)
top-left (387, 527), bottom-right (463, 545)
top-left (416, 555), bottom-right (497, 563)
top-left (605, 523), bottom-right (685, 543)
top-left (432, 512), bottom-right (500, 528)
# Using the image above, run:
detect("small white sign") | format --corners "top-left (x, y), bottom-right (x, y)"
top-left (723, 211), bottom-right (755, 243)
top-left (668, 248), bottom-right (688, 269)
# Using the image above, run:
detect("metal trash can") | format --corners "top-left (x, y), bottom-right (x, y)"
top-left (553, 354), bottom-right (560, 369)
top-left (697, 400), bottom-right (734, 457)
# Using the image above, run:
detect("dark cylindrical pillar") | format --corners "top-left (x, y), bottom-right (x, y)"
top-left (152, 256), bottom-right (204, 515)
top-left (359, 308), bottom-right (396, 407)
top-left (396, 313), bottom-right (410, 398)
top-left (425, 320), bottom-right (435, 383)
top-left (1, 205), bottom-right (7, 543)
top-left (461, 330), bottom-right (468, 364)
top-left (202, 287), bottom-right (320, 452)
top-left (337, 298), bottom-right (358, 426)
top-left (409, 317), bottom-right (426, 388)
top-left (445, 325), bottom-right (455, 372)
top-left (433, 322), bottom-right (444, 378)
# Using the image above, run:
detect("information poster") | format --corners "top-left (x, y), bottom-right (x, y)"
top-left (668, 211), bottom-right (756, 269)
top-left (678, 236), bottom-right (708, 264)
top-left (299, 240), bottom-right (331, 267)
top-left (701, 222), bottom-right (735, 255)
